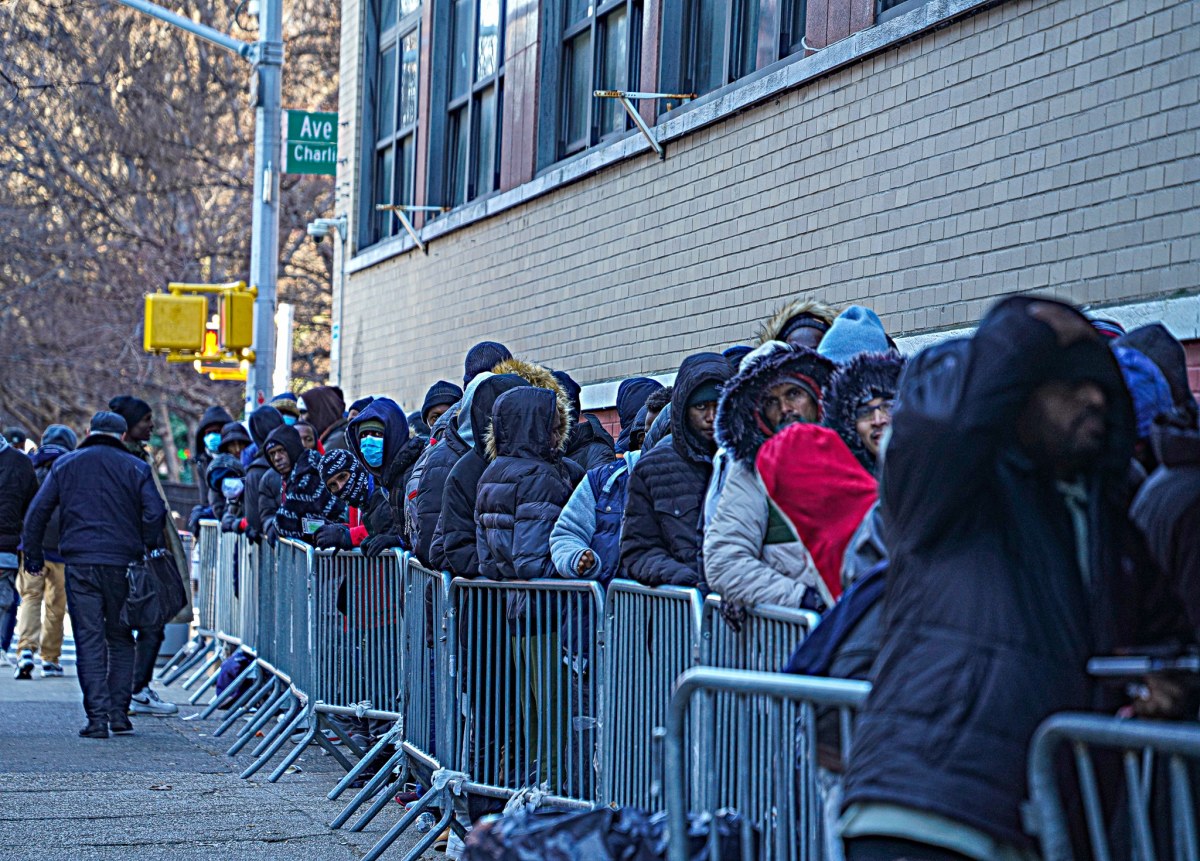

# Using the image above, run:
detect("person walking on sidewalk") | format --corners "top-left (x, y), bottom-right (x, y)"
top-left (109, 396), bottom-right (188, 717)
top-left (0, 426), bottom-right (37, 671)
top-left (22, 411), bottom-right (167, 738)
top-left (13, 425), bottom-right (77, 679)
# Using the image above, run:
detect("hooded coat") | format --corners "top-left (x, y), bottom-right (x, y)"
top-left (554, 370), bottom-right (616, 473)
top-left (754, 299), bottom-right (839, 347)
top-left (476, 387), bottom-right (577, 580)
top-left (244, 406), bottom-right (284, 539)
top-left (551, 450), bottom-right (642, 585)
top-left (26, 425), bottom-right (78, 561)
top-left (23, 433), bottom-right (165, 568)
top-left (194, 404), bottom-right (235, 506)
top-left (825, 351), bottom-right (906, 475)
top-left (614, 377), bottom-right (664, 453)
top-left (218, 421), bottom-right (253, 455)
top-left (269, 425), bottom-right (346, 542)
top-left (704, 343), bottom-right (835, 611)
top-left (206, 454), bottom-right (248, 532)
top-left (348, 398), bottom-right (425, 544)
top-left (305, 385), bottom-right (347, 450)
top-left (0, 435), bottom-right (38, 555)
top-left (434, 374), bottom-right (532, 576)
top-left (842, 297), bottom-right (1190, 851)
top-left (410, 393), bottom-right (474, 568)
top-left (1116, 323), bottom-right (1200, 426)
top-left (619, 353), bottom-right (731, 587)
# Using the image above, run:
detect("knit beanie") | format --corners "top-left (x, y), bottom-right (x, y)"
top-left (108, 395), bottom-right (152, 428)
top-left (270, 394), bottom-right (302, 419)
top-left (421, 380), bottom-right (464, 423)
top-left (687, 382), bottom-right (723, 408)
top-left (349, 396), bottom-right (375, 416)
top-left (463, 341), bottom-right (513, 386)
top-left (817, 306), bottom-right (891, 365)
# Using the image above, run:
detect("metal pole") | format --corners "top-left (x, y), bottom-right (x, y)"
top-left (246, 0), bottom-right (284, 413)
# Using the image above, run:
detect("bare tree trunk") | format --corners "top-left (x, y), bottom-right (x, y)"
top-left (158, 397), bottom-right (181, 483)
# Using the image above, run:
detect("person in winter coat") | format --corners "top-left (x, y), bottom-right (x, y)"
top-left (345, 398), bottom-right (426, 555)
top-left (207, 455), bottom-right (248, 533)
top-left (347, 396), bottom-right (374, 422)
top-left (2, 425), bottom-right (40, 676)
top-left (755, 298), bottom-right (839, 351)
top-left (303, 385), bottom-right (347, 452)
top-left (193, 403), bottom-right (235, 506)
top-left (1117, 323), bottom-right (1200, 427)
top-left (270, 393), bottom-right (302, 425)
top-left (463, 340), bottom-right (513, 387)
top-left (436, 374), bottom-right (532, 576)
top-left (23, 411), bottom-right (166, 738)
top-left (703, 342), bottom-right (837, 612)
top-left (314, 449), bottom-right (376, 551)
top-left (613, 376), bottom-right (664, 453)
top-left (840, 297), bottom-right (1192, 861)
top-left (217, 421), bottom-right (252, 461)
top-left (243, 406), bottom-right (284, 542)
top-left (552, 370), bottom-right (616, 473)
top-left (814, 305), bottom-right (891, 366)
top-left (410, 383), bottom-right (480, 568)
top-left (1112, 345), bottom-right (1174, 476)
top-left (265, 425), bottom-right (346, 544)
top-left (476, 386), bottom-right (577, 581)
top-left (619, 353), bottom-right (732, 588)
top-left (422, 380), bottom-right (463, 430)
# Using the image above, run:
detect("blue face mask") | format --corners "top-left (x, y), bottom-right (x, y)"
top-left (359, 435), bottom-right (384, 468)
top-left (204, 432), bottom-right (221, 454)
top-left (282, 416), bottom-right (297, 426)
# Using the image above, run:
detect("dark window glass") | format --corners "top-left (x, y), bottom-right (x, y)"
top-left (557, 0), bottom-right (640, 159)
top-left (374, 148), bottom-right (393, 238)
top-left (448, 107), bottom-right (468, 206)
top-left (566, 0), bottom-right (590, 25)
top-left (380, 0), bottom-right (397, 31)
top-left (473, 86), bottom-right (498, 196)
top-left (377, 46), bottom-right (396, 138)
top-left (451, 0), bottom-right (473, 99)
top-left (598, 5), bottom-right (629, 137)
top-left (442, 0), bottom-right (506, 207)
top-left (684, 0), bottom-right (760, 95)
top-left (781, 0), bottom-right (806, 55)
top-left (563, 30), bottom-right (592, 151)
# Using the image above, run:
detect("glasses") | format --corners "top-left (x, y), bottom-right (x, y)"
top-left (854, 399), bottom-right (895, 421)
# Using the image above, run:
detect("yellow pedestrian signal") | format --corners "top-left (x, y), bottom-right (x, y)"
top-left (144, 294), bottom-right (207, 353)
top-left (220, 291), bottom-right (255, 350)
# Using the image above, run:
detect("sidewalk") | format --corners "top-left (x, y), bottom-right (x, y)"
top-left (0, 656), bottom-right (432, 860)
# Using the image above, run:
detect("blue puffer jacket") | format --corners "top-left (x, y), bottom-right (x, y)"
top-left (476, 387), bottom-right (579, 581)
top-left (619, 353), bottom-right (732, 587)
top-left (550, 451), bottom-right (641, 585)
top-left (23, 434), bottom-right (166, 568)
top-left (348, 398), bottom-right (425, 543)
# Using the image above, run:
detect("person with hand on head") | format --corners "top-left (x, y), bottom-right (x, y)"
top-left (22, 412), bottom-right (166, 738)
top-left (619, 353), bottom-right (732, 588)
top-left (347, 398), bottom-right (426, 556)
top-left (12, 424), bottom-right (75, 680)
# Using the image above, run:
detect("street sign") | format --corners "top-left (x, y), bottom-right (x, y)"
top-left (283, 109), bottom-right (337, 175)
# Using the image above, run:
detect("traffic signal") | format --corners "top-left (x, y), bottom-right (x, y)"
top-left (220, 290), bottom-right (255, 351)
top-left (144, 294), bottom-right (207, 353)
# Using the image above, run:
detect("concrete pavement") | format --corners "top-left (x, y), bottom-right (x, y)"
top-left (0, 656), bottom-right (433, 860)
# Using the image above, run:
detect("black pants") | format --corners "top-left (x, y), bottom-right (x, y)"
top-left (133, 624), bottom-right (165, 692)
top-left (844, 837), bottom-right (975, 861)
top-left (64, 564), bottom-right (136, 723)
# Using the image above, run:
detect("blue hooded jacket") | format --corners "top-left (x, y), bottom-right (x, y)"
top-left (349, 398), bottom-right (425, 541)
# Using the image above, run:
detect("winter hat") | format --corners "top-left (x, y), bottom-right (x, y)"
top-left (817, 306), bottom-right (890, 365)
top-left (421, 380), bottom-right (464, 424)
top-left (464, 341), bottom-right (513, 386)
top-left (270, 394), bottom-right (302, 420)
top-left (108, 395), bottom-right (152, 428)
top-left (1112, 346), bottom-right (1174, 441)
top-left (3, 427), bottom-right (28, 447)
top-left (826, 351), bottom-right (907, 473)
top-left (319, 449), bottom-right (373, 508)
top-left (88, 411), bottom-right (128, 438)
top-left (40, 424), bottom-right (78, 452)
top-left (615, 376), bottom-right (665, 453)
top-left (218, 421), bottom-right (253, 453)
top-left (348, 396), bottom-right (376, 416)
top-left (723, 345), bottom-right (753, 370)
top-left (205, 453), bottom-right (246, 491)
top-left (408, 411), bottom-right (431, 439)
top-left (687, 382), bottom-right (723, 408)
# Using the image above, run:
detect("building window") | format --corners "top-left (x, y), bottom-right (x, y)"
top-left (559, 0), bottom-right (642, 158)
top-left (682, 0), bottom-right (758, 96)
top-left (443, 0), bottom-right (505, 207)
top-left (361, 0), bottom-right (421, 247)
top-left (780, 0), bottom-right (806, 57)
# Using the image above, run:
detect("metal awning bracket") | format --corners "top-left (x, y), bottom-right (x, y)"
top-left (375, 204), bottom-right (450, 254)
top-left (593, 91), bottom-right (697, 160)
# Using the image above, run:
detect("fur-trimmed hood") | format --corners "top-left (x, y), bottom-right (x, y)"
top-left (491, 357), bottom-right (563, 396)
top-left (825, 350), bottom-right (906, 473)
top-left (484, 386), bottom-right (572, 462)
top-left (715, 342), bottom-right (836, 465)
top-left (755, 299), bottom-right (839, 346)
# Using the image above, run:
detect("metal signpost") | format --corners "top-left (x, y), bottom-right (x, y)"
top-left (113, 0), bottom-right (282, 414)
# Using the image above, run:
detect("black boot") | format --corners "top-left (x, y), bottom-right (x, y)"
top-left (79, 720), bottom-right (110, 739)
top-left (110, 713), bottom-right (134, 735)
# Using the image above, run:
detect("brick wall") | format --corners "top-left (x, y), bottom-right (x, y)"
top-left (1186, 341), bottom-right (1200, 400)
top-left (337, 0), bottom-right (1200, 409)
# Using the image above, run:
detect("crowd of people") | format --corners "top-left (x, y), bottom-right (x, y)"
top-left (1, 293), bottom-right (1197, 860)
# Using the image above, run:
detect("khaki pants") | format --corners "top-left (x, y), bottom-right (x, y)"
top-left (16, 560), bottom-right (67, 664)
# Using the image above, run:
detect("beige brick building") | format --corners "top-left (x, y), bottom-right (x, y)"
top-left (332, 0), bottom-right (1200, 413)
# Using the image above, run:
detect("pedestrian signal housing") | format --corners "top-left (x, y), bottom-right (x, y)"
top-left (220, 291), bottom-right (255, 350)
top-left (144, 294), bottom-right (207, 353)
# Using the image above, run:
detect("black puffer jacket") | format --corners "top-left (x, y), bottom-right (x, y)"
top-left (243, 406), bottom-right (284, 539)
top-left (435, 374), bottom-right (531, 577)
top-left (842, 298), bottom-right (1191, 851)
top-left (476, 387), bottom-right (577, 581)
top-left (194, 404), bottom-right (235, 506)
top-left (0, 439), bottom-right (37, 555)
top-left (619, 353), bottom-right (731, 587)
top-left (412, 413), bottom-right (470, 567)
top-left (347, 398), bottom-right (425, 545)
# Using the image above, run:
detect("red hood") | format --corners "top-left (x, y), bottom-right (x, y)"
top-left (755, 423), bottom-right (878, 601)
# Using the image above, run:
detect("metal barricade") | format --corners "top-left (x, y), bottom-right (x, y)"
top-left (600, 579), bottom-right (704, 810)
top-left (196, 521), bottom-right (221, 633)
top-left (665, 668), bottom-right (871, 861)
top-left (402, 557), bottom-right (454, 769)
top-left (452, 578), bottom-right (605, 803)
top-left (274, 537), bottom-right (314, 696)
top-left (255, 540), bottom-right (277, 666)
top-left (237, 535), bottom-right (259, 649)
top-left (1027, 713), bottom-right (1200, 861)
top-left (214, 529), bottom-right (241, 640)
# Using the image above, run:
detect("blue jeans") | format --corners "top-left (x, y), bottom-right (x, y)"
top-left (64, 564), bottom-right (136, 723)
top-left (0, 568), bottom-right (18, 652)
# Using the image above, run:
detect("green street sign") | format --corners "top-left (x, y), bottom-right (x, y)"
top-left (284, 110), bottom-right (337, 176)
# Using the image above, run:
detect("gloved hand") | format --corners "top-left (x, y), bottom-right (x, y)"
top-left (264, 521), bottom-right (279, 545)
top-left (315, 523), bottom-right (354, 551)
top-left (187, 504), bottom-right (212, 536)
top-left (360, 533), bottom-right (402, 557)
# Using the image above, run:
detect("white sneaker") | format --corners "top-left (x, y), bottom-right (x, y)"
top-left (130, 686), bottom-right (179, 716)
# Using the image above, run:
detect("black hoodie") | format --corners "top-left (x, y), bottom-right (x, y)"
top-left (619, 353), bottom-right (732, 587)
top-left (434, 374), bottom-right (530, 576)
top-left (194, 404), bottom-right (235, 506)
top-left (267, 425), bottom-right (345, 543)
top-left (347, 398), bottom-right (425, 542)
top-left (244, 406), bottom-right (284, 539)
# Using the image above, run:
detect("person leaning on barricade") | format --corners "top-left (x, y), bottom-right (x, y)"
top-left (839, 297), bottom-right (1194, 861)
top-left (262, 424), bottom-right (345, 544)
top-left (407, 381), bottom-right (469, 567)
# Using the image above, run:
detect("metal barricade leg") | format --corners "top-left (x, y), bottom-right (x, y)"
top-left (214, 674), bottom-right (276, 738)
top-left (187, 655), bottom-right (227, 704)
top-left (158, 634), bottom-right (202, 680)
top-left (227, 681), bottom-right (290, 755)
top-left (329, 721), bottom-right (406, 802)
top-left (249, 692), bottom-right (302, 758)
top-left (197, 655), bottom-right (258, 720)
top-left (160, 636), bottom-right (213, 686)
top-left (241, 696), bottom-right (306, 779)
top-left (330, 748), bottom-right (409, 829)
top-left (360, 769), bottom-right (466, 861)
top-left (182, 647), bottom-right (222, 690)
